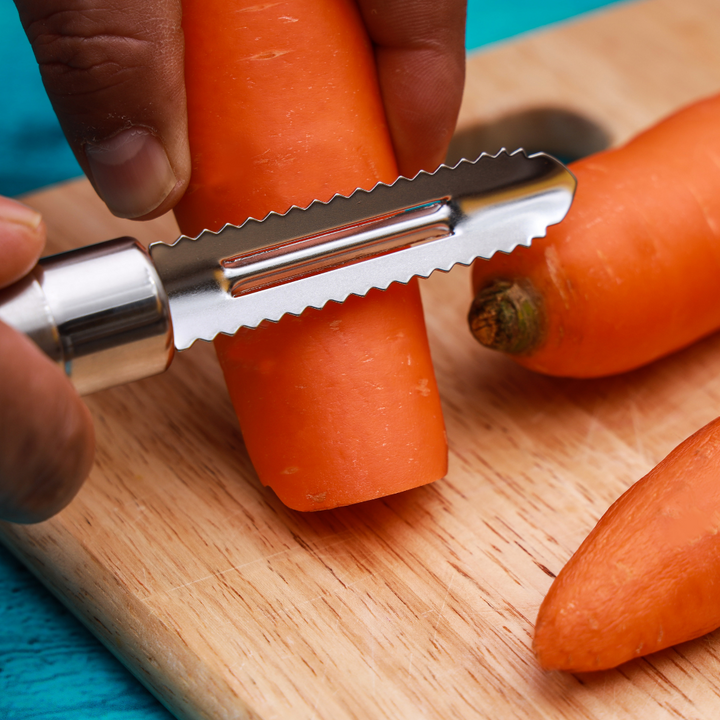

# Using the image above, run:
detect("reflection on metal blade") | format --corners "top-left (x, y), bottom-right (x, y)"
top-left (150, 149), bottom-right (576, 350)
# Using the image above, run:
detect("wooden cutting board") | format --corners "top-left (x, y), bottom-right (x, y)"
top-left (4, 0), bottom-right (720, 717)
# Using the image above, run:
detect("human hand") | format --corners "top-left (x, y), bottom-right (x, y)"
top-left (357, 0), bottom-right (467, 177)
top-left (13, 0), bottom-right (466, 219)
top-left (3, 0), bottom-right (464, 522)
top-left (0, 197), bottom-right (95, 523)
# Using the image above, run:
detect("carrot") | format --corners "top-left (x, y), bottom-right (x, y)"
top-left (174, 0), bottom-right (448, 511)
top-left (534, 416), bottom-right (720, 672)
top-left (469, 93), bottom-right (720, 378)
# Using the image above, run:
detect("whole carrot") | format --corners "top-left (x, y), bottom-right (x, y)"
top-left (174, 0), bottom-right (448, 511)
top-left (534, 416), bottom-right (720, 672)
top-left (469, 94), bottom-right (720, 378)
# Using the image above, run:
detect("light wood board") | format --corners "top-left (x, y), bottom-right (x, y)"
top-left (4, 0), bottom-right (720, 717)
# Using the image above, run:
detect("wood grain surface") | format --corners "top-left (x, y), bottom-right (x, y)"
top-left (4, 0), bottom-right (720, 718)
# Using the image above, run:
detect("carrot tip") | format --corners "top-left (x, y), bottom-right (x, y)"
top-left (468, 278), bottom-right (544, 354)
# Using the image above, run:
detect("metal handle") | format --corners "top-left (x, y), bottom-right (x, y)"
top-left (0, 238), bottom-right (174, 395)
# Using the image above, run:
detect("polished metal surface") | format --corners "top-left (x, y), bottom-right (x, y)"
top-left (150, 149), bottom-right (576, 350)
top-left (0, 150), bottom-right (575, 392)
top-left (0, 238), bottom-right (173, 394)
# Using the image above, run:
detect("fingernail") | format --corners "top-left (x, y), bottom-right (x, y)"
top-left (85, 129), bottom-right (177, 219)
top-left (0, 197), bottom-right (43, 231)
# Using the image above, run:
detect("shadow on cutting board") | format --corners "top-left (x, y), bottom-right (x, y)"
top-left (446, 106), bottom-right (612, 166)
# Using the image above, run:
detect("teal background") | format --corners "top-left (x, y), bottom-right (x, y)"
top-left (0, 1), bottom-right (624, 717)
top-left (0, 3), bottom-right (81, 197)
top-left (0, 0), bottom-right (627, 198)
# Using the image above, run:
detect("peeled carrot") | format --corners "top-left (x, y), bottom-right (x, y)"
top-left (469, 94), bottom-right (720, 378)
top-left (534, 416), bottom-right (720, 672)
top-left (174, 0), bottom-right (447, 511)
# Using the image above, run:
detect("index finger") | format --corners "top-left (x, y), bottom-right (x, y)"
top-left (357, 0), bottom-right (467, 178)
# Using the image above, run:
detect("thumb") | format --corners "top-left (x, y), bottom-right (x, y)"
top-left (0, 321), bottom-right (95, 524)
top-left (0, 197), bottom-right (95, 523)
top-left (0, 196), bottom-right (46, 286)
top-left (14, 0), bottom-right (188, 220)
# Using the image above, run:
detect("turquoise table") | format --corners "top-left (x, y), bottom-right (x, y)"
top-left (0, 2), bottom-right (623, 717)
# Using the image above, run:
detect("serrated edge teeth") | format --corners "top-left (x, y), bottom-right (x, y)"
top-left (156, 147), bottom-right (537, 250)
top-left (165, 147), bottom-right (571, 349)
top-left (185, 229), bottom-right (544, 347)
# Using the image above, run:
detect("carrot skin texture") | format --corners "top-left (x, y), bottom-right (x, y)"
top-left (175, 0), bottom-right (448, 511)
top-left (471, 94), bottom-right (720, 378)
top-left (534, 416), bottom-right (720, 672)
top-left (175, 0), bottom-right (398, 236)
top-left (216, 281), bottom-right (446, 510)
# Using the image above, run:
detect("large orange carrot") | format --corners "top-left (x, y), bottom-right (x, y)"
top-left (174, 0), bottom-right (447, 511)
top-left (469, 94), bottom-right (720, 378)
top-left (534, 416), bottom-right (720, 672)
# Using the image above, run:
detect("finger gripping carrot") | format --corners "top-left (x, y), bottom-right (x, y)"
top-left (534, 415), bottom-right (720, 672)
top-left (470, 94), bottom-right (720, 377)
top-left (174, 0), bottom-right (448, 511)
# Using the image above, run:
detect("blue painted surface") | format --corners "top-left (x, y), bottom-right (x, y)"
top-left (0, 4), bottom-right (81, 198)
top-left (466, 0), bottom-right (626, 50)
top-left (0, 544), bottom-right (174, 719)
top-left (0, 1), bottom-right (624, 717)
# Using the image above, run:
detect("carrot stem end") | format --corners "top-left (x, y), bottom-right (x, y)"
top-left (468, 278), bottom-right (544, 354)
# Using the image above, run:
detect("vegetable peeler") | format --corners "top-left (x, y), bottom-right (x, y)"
top-left (0, 150), bottom-right (575, 395)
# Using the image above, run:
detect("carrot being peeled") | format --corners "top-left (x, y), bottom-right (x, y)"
top-left (469, 93), bottom-right (720, 378)
top-left (175, 0), bottom-right (448, 511)
top-left (534, 416), bottom-right (720, 672)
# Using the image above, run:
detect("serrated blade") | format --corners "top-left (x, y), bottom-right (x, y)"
top-left (150, 149), bottom-right (576, 350)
